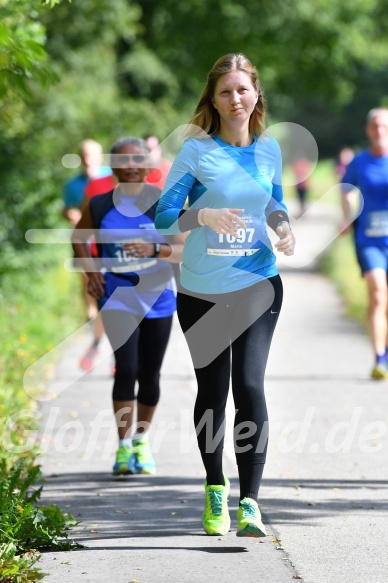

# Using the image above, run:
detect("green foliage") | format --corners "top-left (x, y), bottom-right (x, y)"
top-left (0, 253), bottom-right (82, 580)
top-left (2, 0), bottom-right (388, 274)
top-left (0, 543), bottom-right (46, 583)
top-left (0, 458), bottom-right (79, 552)
top-left (134, 0), bottom-right (388, 105)
top-left (47, 0), bottom-right (139, 50)
top-left (0, 1), bottom-right (56, 100)
top-left (0, 247), bottom-right (82, 467)
top-left (320, 232), bottom-right (367, 325)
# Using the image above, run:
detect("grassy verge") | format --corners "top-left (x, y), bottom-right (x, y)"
top-left (0, 246), bottom-right (83, 582)
top-left (284, 157), bottom-right (368, 328)
top-left (319, 230), bottom-right (367, 327)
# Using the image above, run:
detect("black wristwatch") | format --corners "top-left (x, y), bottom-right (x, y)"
top-left (152, 243), bottom-right (161, 257)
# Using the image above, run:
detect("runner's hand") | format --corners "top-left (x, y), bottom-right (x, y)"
top-left (203, 208), bottom-right (246, 236)
top-left (275, 222), bottom-right (295, 256)
top-left (123, 241), bottom-right (155, 258)
top-left (86, 272), bottom-right (105, 299)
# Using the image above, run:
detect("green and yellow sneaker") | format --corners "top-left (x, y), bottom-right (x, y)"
top-left (132, 438), bottom-right (156, 475)
top-left (112, 445), bottom-right (136, 475)
top-left (202, 475), bottom-right (230, 536)
top-left (236, 497), bottom-right (266, 537)
top-left (371, 363), bottom-right (388, 380)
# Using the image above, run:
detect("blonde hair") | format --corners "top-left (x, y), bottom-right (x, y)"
top-left (186, 53), bottom-right (266, 139)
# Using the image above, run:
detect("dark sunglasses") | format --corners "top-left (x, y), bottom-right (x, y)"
top-left (113, 154), bottom-right (148, 166)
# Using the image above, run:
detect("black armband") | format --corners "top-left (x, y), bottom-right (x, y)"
top-left (267, 210), bottom-right (290, 232)
top-left (177, 208), bottom-right (201, 231)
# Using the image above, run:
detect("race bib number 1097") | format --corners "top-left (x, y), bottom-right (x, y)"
top-left (206, 214), bottom-right (264, 256)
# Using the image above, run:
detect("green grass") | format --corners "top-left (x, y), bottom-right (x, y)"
top-left (0, 247), bottom-right (83, 464)
top-left (0, 246), bottom-right (83, 582)
top-left (320, 230), bottom-right (367, 327)
top-left (284, 158), bottom-right (368, 327)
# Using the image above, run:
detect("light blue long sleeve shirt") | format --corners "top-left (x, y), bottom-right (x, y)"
top-left (155, 134), bottom-right (288, 294)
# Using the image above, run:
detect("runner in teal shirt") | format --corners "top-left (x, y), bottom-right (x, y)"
top-left (156, 133), bottom-right (288, 293)
top-left (156, 53), bottom-right (295, 539)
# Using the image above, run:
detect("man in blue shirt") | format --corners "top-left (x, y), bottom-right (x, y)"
top-left (341, 108), bottom-right (388, 379)
top-left (62, 139), bottom-right (112, 226)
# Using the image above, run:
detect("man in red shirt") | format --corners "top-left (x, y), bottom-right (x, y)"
top-left (144, 134), bottom-right (172, 191)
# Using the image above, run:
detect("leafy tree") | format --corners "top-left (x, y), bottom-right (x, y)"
top-left (1, 0), bottom-right (388, 273)
top-left (0, 0), bottom-right (58, 100)
top-left (132, 0), bottom-right (388, 108)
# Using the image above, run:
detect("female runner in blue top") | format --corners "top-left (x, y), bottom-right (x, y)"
top-left (72, 137), bottom-right (185, 476)
top-left (156, 53), bottom-right (295, 537)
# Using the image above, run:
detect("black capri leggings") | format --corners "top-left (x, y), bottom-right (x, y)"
top-left (177, 275), bottom-right (283, 488)
top-left (101, 310), bottom-right (173, 406)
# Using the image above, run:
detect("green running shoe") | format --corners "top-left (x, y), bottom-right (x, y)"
top-left (202, 475), bottom-right (230, 536)
top-left (236, 497), bottom-right (267, 537)
top-left (132, 438), bottom-right (156, 475)
top-left (371, 363), bottom-right (388, 380)
top-left (113, 445), bottom-right (136, 475)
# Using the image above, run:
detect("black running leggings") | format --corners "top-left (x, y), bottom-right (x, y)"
top-left (177, 275), bottom-right (283, 501)
top-left (101, 310), bottom-right (173, 406)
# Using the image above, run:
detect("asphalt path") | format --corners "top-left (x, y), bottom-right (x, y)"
top-left (37, 202), bottom-right (388, 583)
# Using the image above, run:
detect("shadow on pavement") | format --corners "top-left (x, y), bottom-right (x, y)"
top-left (40, 473), bottom-right (388, 546)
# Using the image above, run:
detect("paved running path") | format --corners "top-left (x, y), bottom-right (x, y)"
top-left (37, 202), bottom-right (388, 583)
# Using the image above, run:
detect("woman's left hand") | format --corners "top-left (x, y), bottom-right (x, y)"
top-left (275, 222), bottom-right (295, 256)
top-left (123, 241), bottom-right (155, 258)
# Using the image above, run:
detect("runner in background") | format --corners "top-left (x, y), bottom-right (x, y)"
top-left (340, 108), bottom-right (388, 379)
top-left (292, 157), bottom-right (312, 217)
top-left (72, 137), bottom-right (185, 476)
top-left (62, 139), bottom-right (112, 371)
top-left (144, 134), bottom-right (172, 191)
top-left (335, 147), bottom-right (354, 180)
